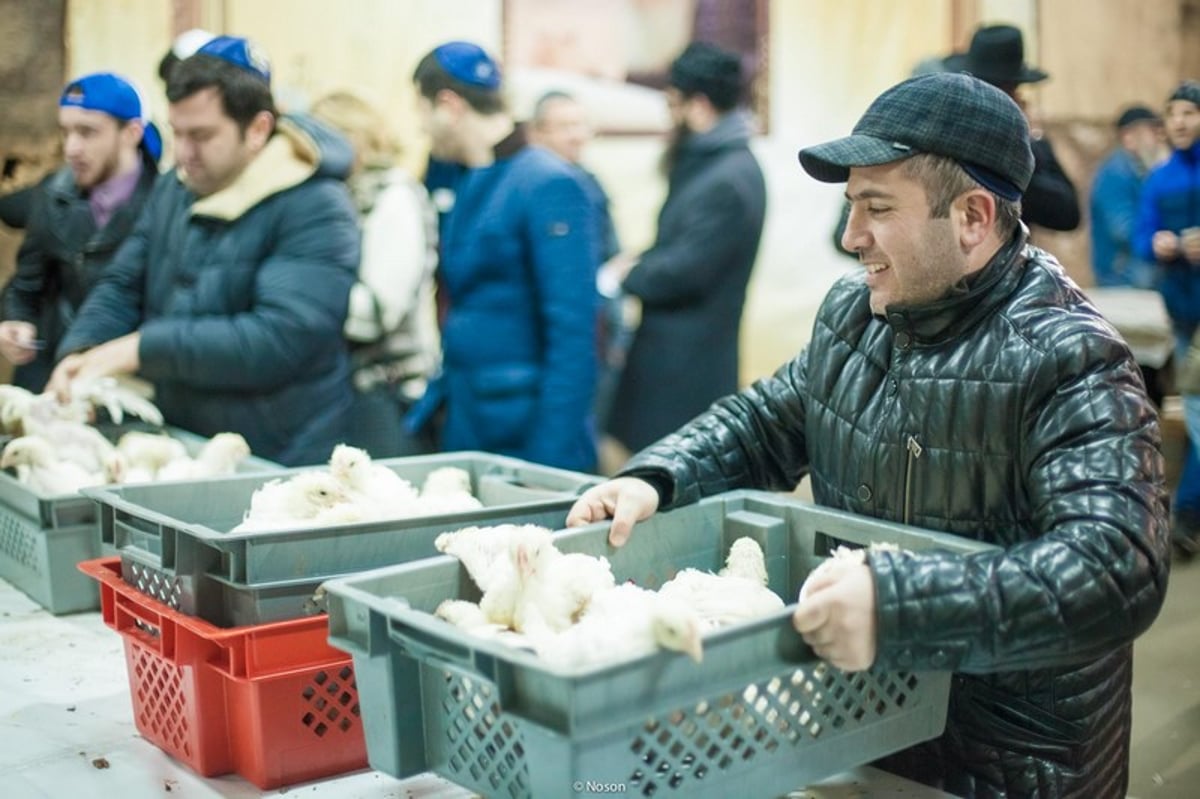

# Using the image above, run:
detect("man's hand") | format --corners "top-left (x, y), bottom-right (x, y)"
top-left (793, 560), bottom-right (877, 672)
top-left (1182, 227), bottom-right (1200, 264)
top-left (1152, 230), bottom-right (1181, 261)
top-left (565, 476), bottom-right (660, 547)
top-left (0, 321), bottom-right (40, 366)
top-left (45, 332), bottom-right (141, 403)
top-left (597, 252), bottom-right (640, 298)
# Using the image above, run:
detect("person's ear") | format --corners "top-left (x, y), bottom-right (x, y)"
top-left (120, 119), bottom-right (145, 150)
top-left (956, 189), bottom-right (996, 251)
top-left (434, 89), bottom-right (466, 116)
top-left (244, 110), bottom-right (275, 152)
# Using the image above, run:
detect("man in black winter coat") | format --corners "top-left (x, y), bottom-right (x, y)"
top-left (569, 73), bottom-right (1169, 798)
top-left (0, 72), bottom-right (160, 391)
top-left (602, 41), bottom-right (766, 453)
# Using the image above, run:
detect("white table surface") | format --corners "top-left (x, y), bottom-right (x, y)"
top-left (0, 575), bottom-right (958, 798)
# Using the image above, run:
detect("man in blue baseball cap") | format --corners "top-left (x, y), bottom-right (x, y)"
top-left (45, 37), bottom-right (361, 466)
top-left (0, 72), bottom-right (160, 390)
top-left (568, 71), bottom-right (1168, 797)
top-left (404, 41), bottom-right (601, 472)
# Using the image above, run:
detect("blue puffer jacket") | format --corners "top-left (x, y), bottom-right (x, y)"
top-left (58, 116), bottom-right (360, 465)
top-left (1135, 140), bottom-right (1200, 331)
top-left (429, 129), bottom-right (599, 472)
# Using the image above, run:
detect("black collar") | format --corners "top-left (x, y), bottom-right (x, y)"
top-left (883, 226), bottom-right (1030, 346)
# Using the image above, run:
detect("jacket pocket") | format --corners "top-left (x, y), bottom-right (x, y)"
top-left (952, 678), bottom-right (1084, 769)
top-left (465, 364), bottom-right (539, 450)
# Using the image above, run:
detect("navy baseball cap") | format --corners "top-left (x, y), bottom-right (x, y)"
top-left (432, 41), bottom-right (502, 90)
top-left (1169, 80), bottom-right (1200, 108)
top-left (59, 72), bottom-right (162, 163)
top-left (197, 35), bottom-right (271, 84)
top-left (799, 72), bottom-right (1034, 200)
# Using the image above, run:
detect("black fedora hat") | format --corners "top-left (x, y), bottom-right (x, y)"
top-left (944, 24), bottom-right (1048, 86)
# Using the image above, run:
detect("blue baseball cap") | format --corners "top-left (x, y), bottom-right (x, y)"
top-left (59, 72), bottom-right (162, 163)
top-left (197, 35), bottom-right (271, 84)
top-left (433, 41), bottom-right (501, 91)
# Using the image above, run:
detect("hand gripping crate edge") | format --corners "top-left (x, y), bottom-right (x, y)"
top-left (322, 490), bottom-right (997, 799)
top-left (85, 451), bottom-right (602, 627)
top-left (0, 427), bottom-right (280, 614)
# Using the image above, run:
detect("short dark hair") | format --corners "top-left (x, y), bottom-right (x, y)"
top-left (166, 53), bottom-right (276, 132)
top-left (901, 153), bottom-right (1021, 240)
top-left (532, 90), bottom-right (576, 125)
top-left (157, 50), bottom-right (181, 85)
top-left (413, 50), bottom-right (505, 115)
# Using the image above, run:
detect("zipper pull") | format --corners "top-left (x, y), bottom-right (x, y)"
top-left (907, 435), bottom-right (923, 458)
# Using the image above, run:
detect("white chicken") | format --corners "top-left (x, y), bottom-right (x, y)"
top-left (68, 375), bottom-right (164, 427)
top-left (434, 523), bottom-right (549, 593)
top-left (231, 471), bottom-right (353, 532)
top-left (327, 443), bottom-right (420, 516)
top-left (530, 583), bottom-right (704, 671)
top-left (658, 537), bottom-right (784, 630)
top-left (0, 384), bottom-right (37, 435)
top-left (418, 466), bottom-right (484, 514)
top-left (157, 432), bottom-right (251, 481)
top-left (481, 526), bottom-right (615, 634)
top-left (0, 435), bottom-right (111, 495)
top-left (116, 431), bottom-right (189, 481)
top-left (434, 599), bottom-right (537, 650)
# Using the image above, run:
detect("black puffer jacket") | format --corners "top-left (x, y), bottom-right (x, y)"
top-left (623, 231), bottom-right (1171, 798)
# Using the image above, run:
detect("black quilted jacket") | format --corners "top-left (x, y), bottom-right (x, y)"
top-left (622, 231), bottom-right (1171, 798)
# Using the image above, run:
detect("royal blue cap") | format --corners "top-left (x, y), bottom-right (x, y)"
top-left (433, 41), bottom-right (501, 90)
top-left (197, 35), bottom-right (271, 84)
top-left (59, 72), bottom-right (162, 163)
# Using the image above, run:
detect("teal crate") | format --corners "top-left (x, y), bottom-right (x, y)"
top-left (86, 452), bottom-right (601, 627)
top-left (0, 427), bottom-right (279, 614)
top-left (323, 491), bottom-right (997, 799)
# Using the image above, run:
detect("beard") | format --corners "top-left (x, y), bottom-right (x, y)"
top-left (659, 121), bottom-right (692, 176)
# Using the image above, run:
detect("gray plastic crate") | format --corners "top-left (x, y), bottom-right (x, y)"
top-left (86, 452), bottom-right (601, 627)
top-left (323, 490), bottom-right (998, 799)
top-left (0, 427), bottom-right (279, 614)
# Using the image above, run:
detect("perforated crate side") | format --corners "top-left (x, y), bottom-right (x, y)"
top-left (83, 557), bottom-right (368, 788)
top-left (0, 509), bottom-right (100, 613)
top-left (226, 660), bottom-right (369, 788)
top-left (121, 634), bottom-right (234, 776)
top-left (408, 657), bottom-right (946, 799)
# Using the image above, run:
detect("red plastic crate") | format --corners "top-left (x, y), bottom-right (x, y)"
top-left (79, 557), bottom-right (368, 789)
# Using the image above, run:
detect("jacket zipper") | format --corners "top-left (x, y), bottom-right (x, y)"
top-left (904, 434), bottom-right (923, 525)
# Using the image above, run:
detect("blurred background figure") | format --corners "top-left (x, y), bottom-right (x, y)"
top-left (1136, 80), bottom-right (1200, 556)
top-left (1091, 105), bottom-right (1166, 289)
top-left (310, 90), bottom-right (440, 458)
top-left (945, 24), bottom-right (1081, 232)
top-left (0, 72), bottom-right (161, 391)
top-left (406, 41), bottom-right (600, 471)
top-left (601, 41), bottom-right (766, 457)
top-left (527, 89), bottom-right (627, 427)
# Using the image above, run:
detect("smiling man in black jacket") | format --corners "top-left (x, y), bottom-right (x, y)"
top-left (569, 72), bottom-right (1169, 798)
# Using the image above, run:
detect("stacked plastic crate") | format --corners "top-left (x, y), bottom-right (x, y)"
top-left (77, 452), bottom-right (602, 790)
top-left (0, 426), bottom-right (279, 614)
top-left (322, 491), bottom-right (996, 799)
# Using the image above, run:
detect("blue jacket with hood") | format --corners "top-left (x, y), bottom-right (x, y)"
top-left (58, 115), bottom-right (360, 465)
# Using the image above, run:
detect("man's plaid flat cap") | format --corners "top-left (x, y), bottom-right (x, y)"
top-left (799, 72), bottom-right (1034, 199)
